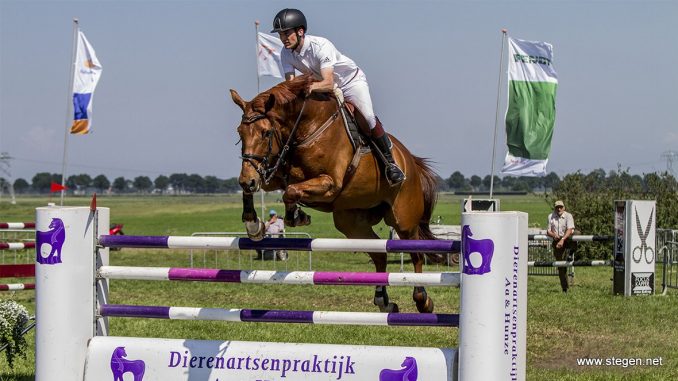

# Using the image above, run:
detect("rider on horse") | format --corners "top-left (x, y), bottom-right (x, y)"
top-left (271, 8), bottom-right (406, 186)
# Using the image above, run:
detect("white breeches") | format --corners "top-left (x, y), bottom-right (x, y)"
top-left (340, 71), bottom-right (377, 130)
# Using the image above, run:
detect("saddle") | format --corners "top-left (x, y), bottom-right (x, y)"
top-left (339, 102), bottom-right (370, 151)
top-left (293, 96), bottom-right (391, 183)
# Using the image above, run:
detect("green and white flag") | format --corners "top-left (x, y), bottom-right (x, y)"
top-left (501, 37), bottom-right (558, 176)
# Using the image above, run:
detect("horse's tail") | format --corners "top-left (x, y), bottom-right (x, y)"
top-left (412, 156), bottom-right (445, 263)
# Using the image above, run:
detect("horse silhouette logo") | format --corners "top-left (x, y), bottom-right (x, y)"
top-left (379, 356), bottom-right (418, 381)
top-left (111, 346), bottom-right (145, 381)
top-left (461, 225), bottom-right (494, 275)
top-left (35, 218), bottom-right (65, 265)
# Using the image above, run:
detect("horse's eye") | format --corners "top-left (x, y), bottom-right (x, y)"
top-left (263, 130), bottom-right (272, 138)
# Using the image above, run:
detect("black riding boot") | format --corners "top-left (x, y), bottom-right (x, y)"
top-left (373, 134), bottom-right (405, 185)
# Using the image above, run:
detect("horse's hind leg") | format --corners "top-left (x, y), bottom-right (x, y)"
top-left (386, 203), bottom-right (434, 313)
top-left (332, 209), bottom-right (398, 313)
top-left (407, 242), bottom-right (434, 313)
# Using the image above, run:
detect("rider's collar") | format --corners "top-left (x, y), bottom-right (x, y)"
top-left (297, 35), bottom-right (309, 55)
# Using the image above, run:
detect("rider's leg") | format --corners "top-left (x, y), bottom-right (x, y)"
top-left (342, 77), bottom-right (405, 185)
top-left (370, 119), bottom-right (405, 185)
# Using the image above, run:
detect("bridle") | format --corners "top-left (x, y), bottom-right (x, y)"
top-left (239, 99), bottom-right (308, 185)
top-left (239, 113), bottom-right (282, 184)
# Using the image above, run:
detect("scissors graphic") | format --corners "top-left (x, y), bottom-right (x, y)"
top-left (632, 206), bottom-right (654, 264)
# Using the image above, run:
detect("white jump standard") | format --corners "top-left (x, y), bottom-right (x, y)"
top-left (35, 205), bottom-right (527, 381)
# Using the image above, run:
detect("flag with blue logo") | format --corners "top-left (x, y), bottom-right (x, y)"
top-left (70, 30), bottom-right (102, 134)
top-left (501, 37), bottom-right (558, 176)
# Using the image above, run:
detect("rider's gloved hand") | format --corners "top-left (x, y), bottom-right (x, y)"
top-left (333, 85), bottom-right (344, 105)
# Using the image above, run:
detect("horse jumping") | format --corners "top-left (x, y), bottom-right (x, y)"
top-left (231, 75), bottom-right (442, 313)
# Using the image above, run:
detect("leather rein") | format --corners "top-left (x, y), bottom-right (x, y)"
top-left (240, 99), bottom-right (339, 185)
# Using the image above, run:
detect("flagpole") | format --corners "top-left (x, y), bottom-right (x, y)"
top-left (489, 29), bottom-right (507, 199)
top-left (255, 20), bottom-right (261, 94)
top-left (60, 18), bottom-right (79, 206)
top-left (254, 20), bottom-right (266, 217)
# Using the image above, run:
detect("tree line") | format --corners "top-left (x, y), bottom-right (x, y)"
top-left (436, 171), bottom-right (562, 192)
top-left (4, 173), bottom-right (241, 194)
top-left (0, 169), bottom-right (673, 196)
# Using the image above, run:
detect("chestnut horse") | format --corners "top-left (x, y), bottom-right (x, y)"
top-left (230, 75), bottom-right (441, 313)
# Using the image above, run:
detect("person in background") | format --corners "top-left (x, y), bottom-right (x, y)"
top-left (265, 209), bottom-right (285, 237)
top-left (258, 209), bottom-right (287, 261)
top-left (547, 200), bottom-right (575, 292)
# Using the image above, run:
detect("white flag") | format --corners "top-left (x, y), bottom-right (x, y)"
top-left (257, 32), bottom-right (284, 78)
top-left (71, 30), bottom-right (102, 134)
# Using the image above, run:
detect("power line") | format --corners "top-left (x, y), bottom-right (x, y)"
top-left (661, 151), bottom-right (678, 177)
top-left (0, 152), bottom-right (17, 204)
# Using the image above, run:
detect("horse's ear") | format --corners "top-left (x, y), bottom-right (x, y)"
top-left (230, 89), bottom-right (246, 111)
top-left (265, 94), bottom-right (276, 112)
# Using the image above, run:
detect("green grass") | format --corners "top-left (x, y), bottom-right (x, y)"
top-left (1, 194), bottom-right (677, 380)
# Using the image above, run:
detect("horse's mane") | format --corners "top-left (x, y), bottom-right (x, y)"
top-left (251, 74), bottom-right (315, 112)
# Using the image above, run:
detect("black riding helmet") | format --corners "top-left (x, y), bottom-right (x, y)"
top-left (271, 8), bottom-right (307, 33)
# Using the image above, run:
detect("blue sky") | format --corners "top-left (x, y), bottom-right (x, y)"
top-left (1, 0), bottom-right (676, 182)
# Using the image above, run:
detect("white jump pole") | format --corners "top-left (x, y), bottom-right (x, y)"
top-left (458, 211), bottom-right (527, 381)
top-left (35, 206), bottom-right (109, 381)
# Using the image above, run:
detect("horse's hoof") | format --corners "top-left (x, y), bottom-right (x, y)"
top-left (284, 210), bottom-right (297, 227)
top-left (297, 210), bottom-right (311, 226)
top-left (375, 302), bottom-right (399, 313)
top-left (416, 297), bottom-right (434, 313)
top-left (285, 209), bottom-right (312, 227)
top-left (245, 219), bottom-right (266, 241)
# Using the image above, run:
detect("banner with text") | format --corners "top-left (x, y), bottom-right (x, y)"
top-left (501, 37), bottom-right (558, 176)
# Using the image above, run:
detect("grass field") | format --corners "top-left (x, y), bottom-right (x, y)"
top-left (1, 194), bottom-right (677, 380)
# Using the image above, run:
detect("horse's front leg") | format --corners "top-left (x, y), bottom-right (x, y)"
top-left (242, 192), bottom-right (265, 241)
top-left (283, 175), bottom-right (340, 227)
top-left (410, 253), bottom-right (434, 313)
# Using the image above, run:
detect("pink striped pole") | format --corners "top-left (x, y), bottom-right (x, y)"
top-left (0, 222), bottom-right (35, 229)
top-left (0, 242), bottom-right (36, 250)
top-left (0, 283), bottom-right (35, 291)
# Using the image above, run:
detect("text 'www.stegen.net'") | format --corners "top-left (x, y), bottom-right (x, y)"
top-left (576, 357), bottom-right (664, 368)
